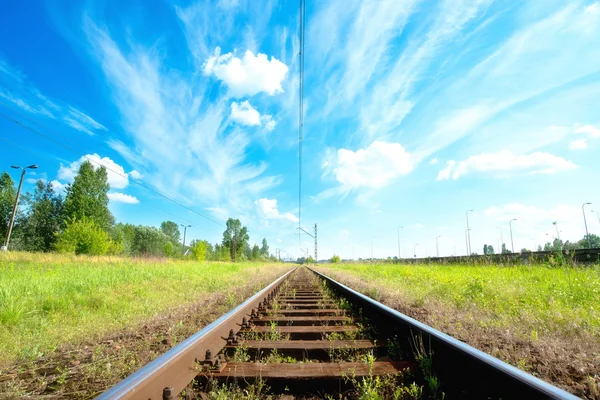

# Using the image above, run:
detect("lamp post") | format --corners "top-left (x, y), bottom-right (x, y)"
top-left (413, 243), bottom-right (418, 258)
top-left (582, 202), bottom-right (592, 248)
top-left (466, 210), bottom-right (473, 255)
top-left (464, 229), bottom-right (470, 256)
top-left (2, 164), bottom-right (38, 252)
top-left (552, 221), bottom-right (561, 250)
top-left (436, 236), bottom-right (441, 257)
top-left (397, 226), bottom-right (403, 260)
top-left (509, 219), bottom-right (517, 253)
top-left (180, 224), bottom-right (191, 255)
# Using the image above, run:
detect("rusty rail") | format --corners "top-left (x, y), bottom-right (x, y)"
top-left (99, 266), bottom-right (578, 399)
top-left (97, 267), bottom-right (295, 400)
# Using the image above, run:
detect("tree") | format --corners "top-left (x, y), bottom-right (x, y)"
top-left (222, 218), bottom-right (249, 261)
top-left (0, 171), bottom-right (16, 241)
top-left (483, 244), bottom-right (494, 255)
top-left (160, 221), bottom-right (180, 245)
top-left (63, 161), bottom-right (113, 231)
top-left (330, 254), bottom-right (341, 263)
top-left (501, 243), bottom-right (509, 254)
top-left (189, 239), bottom-right (210, 261)
top-left (578, 234), bottom-right (600, 249)
top-left (131, 226), bottom-right (170, 256)
top-left (55, 218), bottom-right (111, 255)
top-left (21, 180), bottom-right (64, 252)
top-left (260, 238), bottom-right (269, 257)
top-left (251, 244), bottom-right (261, 260)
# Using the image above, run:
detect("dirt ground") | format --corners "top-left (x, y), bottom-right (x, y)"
top-left (316, 266), bottom-right (600, 400)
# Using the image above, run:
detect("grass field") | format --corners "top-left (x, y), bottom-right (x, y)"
top-left (319, 262), bottom-right (600, 339)
top-left (317, 262), bottom-right (600, 396)
top-left (0, 252), bottom-right (290, 366)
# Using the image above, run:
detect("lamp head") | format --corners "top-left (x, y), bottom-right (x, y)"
top-left (10, 165), bottom-right (19, 169)
top-left (26, 165), bottom-right (38, 169)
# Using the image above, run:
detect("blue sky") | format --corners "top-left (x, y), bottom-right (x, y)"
top-left (1, 0), bottom-right (600, 259)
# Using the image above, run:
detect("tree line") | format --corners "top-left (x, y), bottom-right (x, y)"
top-left (0, 161), bottom-right (277, 261)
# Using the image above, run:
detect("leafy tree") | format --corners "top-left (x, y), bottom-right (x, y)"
top-left (483, 244), bottom-right (494, 255)
top-left (251, 244), bottom-right (261, 260)
top-left (131, 226), bottom-right (170, 256)
top-left (222, 218), bottom-right (249, 261)
top-left (0, 171), bottom-right (16, 241)
top-left (189, 239), bottom-right (210, 261)
top-left (578, 234), bottom-right (600, 249)
top-left (501, 243), bottom-right (509, 254)
top-left (63, 161), bottom-right (113, 231)
top-left (55, 218), bottom-right (110, 255)
top-left (21, 180), bottom-right (64, 252)
top-left (563, 240), bottom-right (581, 251)
top-left (160, 221), bottom-right (180, 245)
top-left (260, 238), bottom-right (269, 257)
top-left (330, 254), bottom-right (341, 263)
top-left (521, 248), bottom-right (531, 253)
top-left (212, 243), bottom-right (231, 261)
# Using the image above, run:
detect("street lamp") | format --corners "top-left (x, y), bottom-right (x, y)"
top-left (397, 226), bottom-right (403, 260)
top-left (509, 219), bottom-right (517, 253)
top-left (466, 210), bottom-right (474, 255)
top-left (552, 221), bottom-right (561, 250)
top-left (582, 202), bottom-right (592, 248)
top-left (413, 243), bottom-right (418, 258)
top-left (180, 224), bottom-right (191, 255)
top-left (464, 229), bottom-right (471, 256)
top-left (2, 164), bottom-right (38, 252)
top-left (436, 236), bottom-right (441, 257)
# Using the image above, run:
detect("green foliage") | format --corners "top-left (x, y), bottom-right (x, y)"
top-left (0, 171), bottom-right (16, 241)
top-left (483, 244), bottom-right (494, 255)
top-left (331, 254), bottom-right (342, 263)
top-left (63, 161), bottom-right (114, 231)
top-left (55, 218), bottom-right (110, 255)
top-left (260, 238), bottom-right (269, 257)
top-left (580, 234), bottom-right (600, 249)
top-left (190, 239), bottom-right (210, 261)
top-left (130, 226), bottom-right (170, 256)
top-left (21, 180), bottom-right (64, 252)
top-left (222, 218), bottom-right (249, 261)
top-left (251, 244), bottom-right (261, 260)
top-left (160, 221), bottom-right (180, 244)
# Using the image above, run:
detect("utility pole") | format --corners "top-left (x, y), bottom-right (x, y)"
top-left (466, 209), bottom-right (473, 255)
top-left (297, 224), bottom-right (317, 264)
top-left (2, 164), bottom-right (38, 252)
top-left (180, 224), bottom-right (191, 255)
top-left (397, 226), bottom-right (403, 260)
top-left (464, 229), bottom-right (470, 256)
top-left (582, 203), bottom-right (592, 248)
top-left (314, 223), bottom-right (317, 263)
top-left (509, 219), bottom-right (517, 253)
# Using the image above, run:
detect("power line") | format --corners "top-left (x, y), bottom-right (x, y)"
top-left (298, 0), bottom-right (305, 252)
top-left (0, 110), bottom-right (225, 228)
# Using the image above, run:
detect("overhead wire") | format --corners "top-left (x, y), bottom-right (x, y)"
top-left (298, 0), bottom-right (305, 253)
top-left (0, 109), bottom-right (225, 228)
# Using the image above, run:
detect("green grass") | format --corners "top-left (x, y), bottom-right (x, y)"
top-left (320, 262), bottom-right (600, 340)
top-left (0, 252), bottom-right (289, 365)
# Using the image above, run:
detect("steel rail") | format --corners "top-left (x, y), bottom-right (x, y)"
top-left (309, 267), bottom-right (578, 400)
top-left (97, 267), bottom-right (296, 400)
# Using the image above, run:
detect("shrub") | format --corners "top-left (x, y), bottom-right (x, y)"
top-left (55, 218), bottom-right (110, 255)
top-left (330, 254), bottom-right (341, 263)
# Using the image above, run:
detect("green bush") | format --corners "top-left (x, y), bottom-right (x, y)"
top-left (189, 240), bottom-right (209, 261)
top-left (330, 254), bottom-right (341, 263)
top-left (55, 218), bottom-right (110, 255)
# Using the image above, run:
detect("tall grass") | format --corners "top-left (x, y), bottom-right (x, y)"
top-left (0, 252), bottom-right (289, 364)
top-left (321, 262), bottom-right (600, 339)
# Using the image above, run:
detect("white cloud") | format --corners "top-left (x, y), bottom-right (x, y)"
top-left (203, 47), bottom-right (289, 97)
top-left (429, 157), bottom-right (439, 165)
top-left (129, 170), bottom-right (143, 180)
top-left (584, 2), bottom-right (599, 14)
top-left (63, 107), bottom-right (107, 136)
top-left (50, 180), bottom-right (65, 194)
top-left (107, 192), bottom-right (139, 204)
top-left (569, 139), bottom-right (588, 150)
top-left (230, 101), bottom-right (261, 126)
top-left (254, 198), bottom-right (298, 223)
top-left (575, 124), bottom-right (600, 138)
top-left (323, 141), bottom-right (414, 190)
top-left (58, 154), bottom-right (129, 189)
top-left (436, 151), bottom-right (577, 180)
top-left (262, 114), bottom-right (276, 132)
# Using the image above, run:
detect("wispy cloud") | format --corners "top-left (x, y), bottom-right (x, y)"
top-left (83, 14), bottom-right (284, 216)
top-left (108, 192), bottom-right (139, 204)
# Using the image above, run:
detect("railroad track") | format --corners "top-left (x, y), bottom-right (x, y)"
top-left (99, 267), bottom-right (577, 399)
